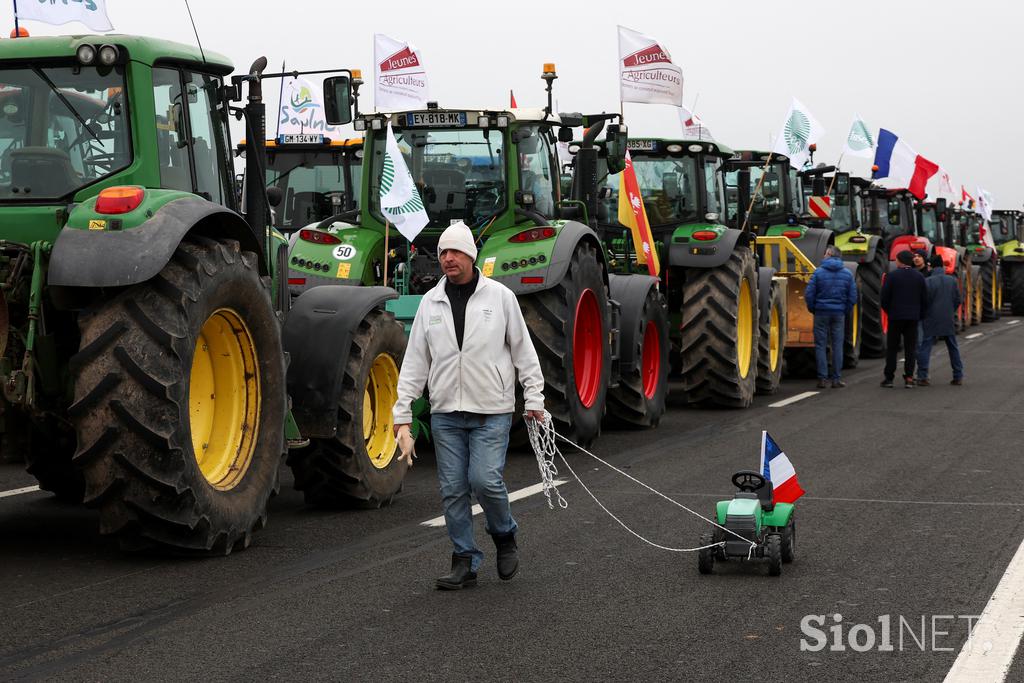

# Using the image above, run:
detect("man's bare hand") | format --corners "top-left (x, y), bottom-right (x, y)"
top-left (395, 423), bottom-right (416, 467)
top-left (525, 410), bottom-right (547, 422)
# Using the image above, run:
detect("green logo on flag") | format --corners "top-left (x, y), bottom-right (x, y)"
top-left (848, 120), bottom-right (873, 151)
top-left (381, 150), bottom-right (425, 214)
top-left (784, 110), bottom-right (810, 155)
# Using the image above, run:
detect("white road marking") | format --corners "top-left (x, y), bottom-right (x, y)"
top-left (768, 391), bottom-right (818, 408)
top-left (1007, 319), bottom-right (1020, 326)
top-left (944, 532), bottom-right (1024, 682)
top-left (0, 485), bottom-right (40, 499)
top-left (966, 333), bottom-right (984, 339)
top-left (420, 479), bottom-right (568, 528)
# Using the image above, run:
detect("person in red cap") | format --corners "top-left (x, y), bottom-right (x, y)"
top-left (880, 250), bottom-right (929, 387)
top-left (393, 221), bottom-right (546, 590)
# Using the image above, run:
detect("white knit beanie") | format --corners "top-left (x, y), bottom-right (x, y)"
top-left (437, 221), bottom-right (478, 261)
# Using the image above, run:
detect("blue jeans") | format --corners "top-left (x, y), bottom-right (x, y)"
top-left (431, 412), bottom-right (516, 571)
top-left (813, 313), bottom-right (844, 380)
top-left (917, 335), bottom-right (964, 380)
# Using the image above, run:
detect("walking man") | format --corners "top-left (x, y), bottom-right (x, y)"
top-left (393, 221), bottom-right (546, 590)
top-left (917, 254), bottom-right (964, 385)
top-left (804, 245), bottom-right (858, 388)
top-left (880, 250), bottom-right (929, 388)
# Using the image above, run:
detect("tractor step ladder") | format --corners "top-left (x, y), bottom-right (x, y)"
top-left (756, 236), bottom-right (816, 348)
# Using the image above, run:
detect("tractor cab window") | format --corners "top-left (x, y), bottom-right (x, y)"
top-left (703, 158), bottom-right (723, 217)
top-left (990, 217), bottom-right (1012, 244)
top-left (787, 168), bottom-right (802, 214)
top-left (624, 155), bottom-right (698, 227)
top-left (265, 147), bottom-right (360, 232)
top-left (153, 68), bottom-right (192, 192)
top-left (0, 64), bottom-right (130, 201)
top-left (370, 127), bottom-right (506, 230)
top-left (919, 207), bottom-right (940, 242)
top-left (517, 125), bottom-right (556, 217)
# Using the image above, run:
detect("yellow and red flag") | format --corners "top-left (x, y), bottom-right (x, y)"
top-left (617, 151), bottom-right (660, 277)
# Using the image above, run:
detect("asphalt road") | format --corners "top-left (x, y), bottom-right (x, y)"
top-left (1, 320), bottom-right (1023, 682)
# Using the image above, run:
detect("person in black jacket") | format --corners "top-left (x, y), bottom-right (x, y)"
top-left (880, 250), bottom-right (929, 387)
top-left (917, 254), bottom-right (964, 385)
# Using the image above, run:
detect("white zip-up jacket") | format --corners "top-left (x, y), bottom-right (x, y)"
top-left (393, 269), bottom-right (545, 422)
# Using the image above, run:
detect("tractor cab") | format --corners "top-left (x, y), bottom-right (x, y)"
top-left (238, 135), bottom-right (363, 236)
top-left (863, 187), bottom-right (924, 263)
top-left (989, 210), bottom-right (1022, 248)
top-left (722, 150), bottom-right (804, 233)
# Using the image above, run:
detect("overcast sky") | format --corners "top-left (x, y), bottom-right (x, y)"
top-left (6, 0), bottom-right (1020, 207)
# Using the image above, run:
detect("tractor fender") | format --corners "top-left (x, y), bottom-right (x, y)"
top-left (488, 220), bottom-right (608, 295)
top-left (842, 261), bottom-right (860, 279)
top-left (756, 266), bottom-right (776, 325)
top-left (862, 235), bottom-right (882, 264)
top-left (49, 196), bottom-right (265, 288)
top-left (283, 285), bottom-right (399, 438)
top-left (971, 246), bottom-right (995, 264)
top-left (608, 273), bottom-right (659, 373)
top-left (787, 227), bottom-right (834, 266)
top-left (667, 227), bottom-right (750, 269)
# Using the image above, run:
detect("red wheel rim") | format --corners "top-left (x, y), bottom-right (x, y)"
top-left (880, 272), bottom-right (888, 333)
top-left (640, 320), bottom-right (660, 399)
top-left (573, 288), bottom-right (602, 408)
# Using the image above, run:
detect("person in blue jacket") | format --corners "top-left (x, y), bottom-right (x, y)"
top-left (804, 245), bottom-right (859, 388)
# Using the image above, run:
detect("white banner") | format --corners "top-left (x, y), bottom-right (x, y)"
top-left (380, 123), bottom-right (429, 241)
top-left (374, 34), bottom-right (429, 112)
top-left (679, 104), bottom-right (713, 141)
top-left (842, 114), bottom-right (875, 159)
top-left (977, 187), bottom-right (994, 223)
top-left (771, 97), bottom-right (825, 170)
top-left (277, 76), bottom-right (340, 137)
top-left (17, 0), bottom-right (113, 32)
top-left (618, 26), bottom-right (683, 106)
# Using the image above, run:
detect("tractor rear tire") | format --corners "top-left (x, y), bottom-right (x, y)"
top-left (605, 286), bottom-right (669, 429)
top-left (698, 532), bottom-right (715, 574)
top-left (1011, 265), bottom-right (1024, 316)
top-left (981, 260), bottom-right (999, 322)
top-left (24, 421), bottom-right (83, 503)
top-left (971, 266), bottom-right (983, 326)
top-left (956, 262), bottom-right (970, 332)
top-left (843, 272), bottom-right (863, 369)
top-left (518, 240), bottom-right (610, 446)
top-left (70, 237), bottom-right (287, 554)
top-left (679, 248), bottom-right (759, 408)
top-left (755, 278), bottom-right (785, 395)
top-left (858, 247), bottom-right (886, 358)
top-left (767, 534), bottom-right (783, 576)
top-left (287, 309), bottom-right (408, 507)
top-left (781, 517), bottom-right (796, 563)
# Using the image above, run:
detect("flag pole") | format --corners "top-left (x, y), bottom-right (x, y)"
top-left (383, 220), bottom-right (391, 288)
top-left (12, 0), bottom-right (19, 38)
top-left (825, 152), bottom-right (844, 196)
top-left (274, 60), bottom-right (286, 139)
top-left (740, 152), bottom-right (773, 233)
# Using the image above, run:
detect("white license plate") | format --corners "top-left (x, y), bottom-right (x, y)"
top-left (404, 112), bottom-right (467, 127)
top-left (278, 134), bottom-right (324, 144)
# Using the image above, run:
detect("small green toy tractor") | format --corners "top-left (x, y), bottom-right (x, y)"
top-left (698, 471), bottom-right (795, 577)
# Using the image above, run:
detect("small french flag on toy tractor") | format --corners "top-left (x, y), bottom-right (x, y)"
top-left (698, 431), bottom-right (804, 576)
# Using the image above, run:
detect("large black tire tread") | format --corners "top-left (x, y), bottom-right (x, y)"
top-left (755, 278), bottom-right (785, 395)
top-left (980, 260), bottom-right (998, 322)
top-left (971, 267), bottom-right (983, 326)
top-left (842, 272), bottom-right (864, 369)
top-left (605, 286), bottom-right (669, 429)
top-left (287, 309), bottom-right (408, 507)
top-left (956, 261), bottom-right (970, 332)
top-left (518, 240), bottom-right (610, 446)
top-left (70, 237), bottom-right (287, 554)
top-left (679, 248), bottom-right (759, 408)
top-left (1010, 265), bottom-right (1024, 316)
top-left (858, 247), bottom-right (886, 358)
top-left (24, 421), bottom-right (83, 503)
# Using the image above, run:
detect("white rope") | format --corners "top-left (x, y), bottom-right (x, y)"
top-left (526, 412), bottom-right (757, 556)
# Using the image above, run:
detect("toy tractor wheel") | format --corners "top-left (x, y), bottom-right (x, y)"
top-left (287, 309), bottom-right (408, 507)
top-left (842, 273), bottom-right (863, 369)
top-left (606, 285), bottom-right (669, 428)
top-left (858, 246), bottom-right (886, 358)
top-left (980, 260), bottom-right (999, 322)
top-left (755, 278), bottom-right (785, 395)
top-left (781, 518), bottom-right (796, 563)
top-left (70, 237), bottom-right (287, 554)
top-left (698, 532), bottom-right (715, 574)
top-left (518, 240), bottom-right (610, 446)
top-left (766, 534), bottom-right (783, 576)
top-left (680, 247), bottom-right (759, 407)
top-left (1010, 265), bottom-right (1024, 316)
top-left (24, 420), bottom-right (83, 503)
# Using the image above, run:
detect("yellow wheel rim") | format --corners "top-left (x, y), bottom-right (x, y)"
top-left (992, 271), bottom-right (999, 309)
top-left (189, 308), bottom-right (261, 491)
top-left (975, 281), bottom-right (982, 318)
top-left (737, 277), bottom-right (753, 379)
top-left (769, 302), bottom-right (781, 372)
top-left (851, 301), bottom-right (859, 346)
top-left (363, 353), bottom-right (399, 470)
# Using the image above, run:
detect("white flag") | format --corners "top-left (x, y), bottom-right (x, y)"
top-left (977, 187), bottom-right (994, 223)
top-left (679, 104), bottom-right (713, 141)
top-left (771, 97), bottom-right (825, 170)
top-left (842, 114), bottom-right (875, 159)
top-left (374, 34), bottom-right (429, 112)
top-left (17, 0), bottom-right (113, 32)
top-left (618, 26), bottom-right (683, 106)
top-left (277, 76), bottom-right (340, 137)
top-left (380, 123), bottom-right (428, 241)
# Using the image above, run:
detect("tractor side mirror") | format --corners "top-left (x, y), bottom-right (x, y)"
top-left (604, 123), bottom-right (628, 175)
top-left (762, 171), bottom-right (780, 198)
top-left (266, 186), bottom-right (283, 208)
top-left (557, 126), bottom-right (574, 143)
top-left (835, 173), bottom-right (849, 195)
top-left (323, 76), bottom-right (353, 125)
top-left (812, 176), bottom-right (826, 196)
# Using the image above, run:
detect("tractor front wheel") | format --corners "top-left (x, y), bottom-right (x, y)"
top-left (287, 309), bottom-right (408, 507)
top-left (858, 247), bottom-right (887, 358)
top-left (606, 285), bottom-right (669, 428)
top-left (980, 260), bottom-right (999, 322)
top-left (71, 237), bottom-right (287, 554)
top-left (755, 278), bottom-right (785, 395)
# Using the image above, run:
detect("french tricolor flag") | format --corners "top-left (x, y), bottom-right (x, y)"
top-left (871, 129), bottom-right (939, 200)
top-left (760, 431), bottom-right (805, 504)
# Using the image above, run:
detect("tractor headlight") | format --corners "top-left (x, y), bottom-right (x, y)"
top-left (370, 118), bottom-right (384, 131)
top-left (353, 119), bottom-right (366, 132)
top-left (76, 44), bottom-right (97, 65)
top-left (98, 44), bottom-right (120, 66)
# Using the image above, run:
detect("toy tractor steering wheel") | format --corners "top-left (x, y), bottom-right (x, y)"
top-left (732, 470), bottom-right (767, 492)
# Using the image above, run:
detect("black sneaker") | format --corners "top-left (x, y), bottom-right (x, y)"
top-left (831, 380), bottom-right (846, 388)
top-left (816, 378), bottom-right (829, 389)
top-left (950, 378), bottom-right (963, 386)
top-left (880, 379), bottom-right (894, 388)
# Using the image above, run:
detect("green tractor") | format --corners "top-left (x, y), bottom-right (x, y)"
top-left (963, 210), bottom-right (1002, 322)
top-left (287, 65), bottom-right (669, 442)
top-left (587, 137), bottom-right (787, 403)
top-left (0, 34), bottom-right (407, 553)
top-left (990, 209), bottom-right (1023, 315)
